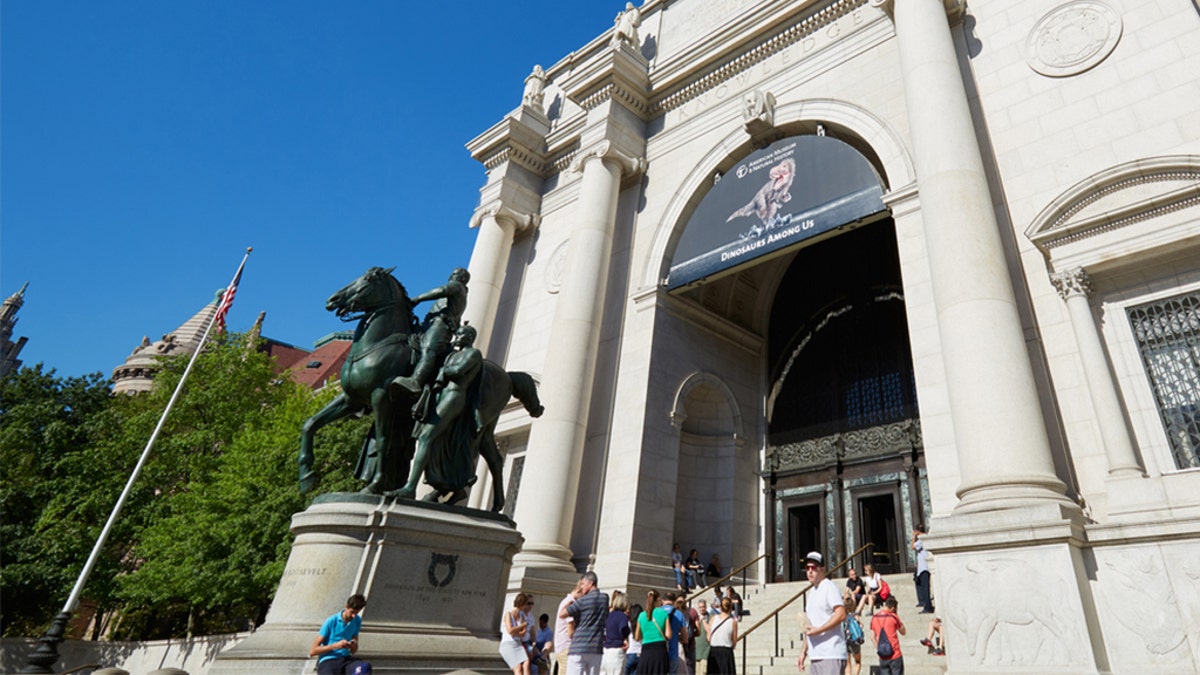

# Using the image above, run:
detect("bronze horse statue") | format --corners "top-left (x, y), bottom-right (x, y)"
top-left (298, 266), bottom-right (543, 511)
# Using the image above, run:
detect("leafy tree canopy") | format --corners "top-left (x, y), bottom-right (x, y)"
top-left (1, 335), bottom-right (369, 639)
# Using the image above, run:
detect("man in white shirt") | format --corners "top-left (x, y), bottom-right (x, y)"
top-left (802, 551), bottom-right (847, 675)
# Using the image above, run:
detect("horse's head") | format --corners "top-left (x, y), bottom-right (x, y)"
top-left (326, 266), bottom-right (408, 321)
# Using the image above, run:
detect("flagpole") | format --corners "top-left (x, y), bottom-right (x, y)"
top-left (21, 247), bottom-right (252, 674)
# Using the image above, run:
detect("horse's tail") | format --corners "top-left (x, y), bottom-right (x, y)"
top-left (507, 371), bottom-right (545, 418)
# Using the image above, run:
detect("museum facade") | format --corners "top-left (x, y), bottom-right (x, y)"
top-left (458, 1), bottom-right (1200, 672)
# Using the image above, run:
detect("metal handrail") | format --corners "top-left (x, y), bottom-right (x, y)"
top-left (741, 542), bottom-right (875, 639)
top-left (684, 552), bottom-right (768, 604)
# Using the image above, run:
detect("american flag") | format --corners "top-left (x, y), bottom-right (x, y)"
top-left (214, 266), bottom-right (242, 334)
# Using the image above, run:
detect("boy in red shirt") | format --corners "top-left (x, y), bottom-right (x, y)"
top-left (869, 596), bottom-right (906, 675)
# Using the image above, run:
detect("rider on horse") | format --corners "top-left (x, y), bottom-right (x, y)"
top-left (389, 267), bottom-right (470, 413)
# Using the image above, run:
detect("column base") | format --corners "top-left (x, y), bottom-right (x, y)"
top-left (953, 474), bottom-right (1080, 515)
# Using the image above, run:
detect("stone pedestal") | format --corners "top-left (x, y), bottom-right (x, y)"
top-left (210, 495), bottom-right (523, 675)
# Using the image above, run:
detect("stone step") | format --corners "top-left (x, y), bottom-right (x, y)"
top-left (710, 576), bottom-right (947, 675)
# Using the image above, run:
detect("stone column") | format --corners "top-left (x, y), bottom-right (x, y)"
top-left (510, 141), bottom-right (644, 571)
top-left (1050, 268), bottom-right (1144, 477)
top-left (886, 0), bottom-right (1073, 513)
top-left (463, 203), bottom-right (538, 353)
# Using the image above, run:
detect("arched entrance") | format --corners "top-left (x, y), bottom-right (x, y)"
top-left (662, 130), bottom-right (928, 582)
top-left (766, 218), bottom-right (925, 580)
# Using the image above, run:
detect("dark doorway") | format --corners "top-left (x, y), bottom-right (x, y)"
top-left (787, 504), bottom-right (821, 581)
top-left (858, 494), bottom-right (898, 574)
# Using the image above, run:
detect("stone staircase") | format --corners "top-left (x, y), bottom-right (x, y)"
top-left (729, 577), bottom-right (948, 675)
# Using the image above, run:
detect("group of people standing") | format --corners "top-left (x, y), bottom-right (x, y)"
top-left (508, 571), bottom-right (743, 675)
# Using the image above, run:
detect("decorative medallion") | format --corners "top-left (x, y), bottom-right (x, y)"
top-left (1027, 1), bottom-right (1122, 77)
top-left (545, 240), bottom-right (569, 294)
top-left (427, 552), bottom-right (459, 587)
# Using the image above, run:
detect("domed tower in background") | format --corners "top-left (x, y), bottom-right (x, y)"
top-left (111, 289), bottom-right (223, 394)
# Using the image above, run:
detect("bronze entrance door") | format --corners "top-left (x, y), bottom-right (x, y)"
top-left (787, 504), bottom-right (821, 581)
top-left (857, 493), bottom-right (900, 574)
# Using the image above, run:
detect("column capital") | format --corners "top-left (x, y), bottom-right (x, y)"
top-left (870, 0), bottom-right (965, 21)
top-left (470, 200), bottom-right (541, 232)
top-left (1050, 267), bottom-right (1094, 300)
top-left (569, 140), bottom-right (647, 178)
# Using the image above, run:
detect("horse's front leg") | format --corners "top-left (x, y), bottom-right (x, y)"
top-left (364, 388), bottom-right (394, 494)
top-left (299, 393), bottom-right (354, 493)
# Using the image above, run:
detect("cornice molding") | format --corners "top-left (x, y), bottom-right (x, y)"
top-left (561, 40), bottom-right (652, 121)
top-left (656, 0), bottom-right (866, 113)
top-left (466, 110), bottom-right (551, 177)
top-left (869, 0), bottom-right (965, 20)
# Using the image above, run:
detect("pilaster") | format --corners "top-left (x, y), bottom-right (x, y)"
top-left (1049, 267), bottom-right (1143, 480)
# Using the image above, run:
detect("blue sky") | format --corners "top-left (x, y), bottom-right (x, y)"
top-left (2, 1), bottom-right (617, 379)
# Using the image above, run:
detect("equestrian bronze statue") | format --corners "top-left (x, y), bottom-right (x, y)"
top-left (297, 266), bottom-right (542, 512)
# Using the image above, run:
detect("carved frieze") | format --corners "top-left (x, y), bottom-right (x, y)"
top-left (768, 419), bottom-right (921, 472)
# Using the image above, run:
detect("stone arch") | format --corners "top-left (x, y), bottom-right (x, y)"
top-left (670, 371), bottom-right (745, 441)
top-left (668, 371), bottom-right (756, 576)
top-left (642, 98), bottom-right (915, 290)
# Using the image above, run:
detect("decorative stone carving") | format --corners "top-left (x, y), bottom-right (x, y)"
top-left (545, 240), bottom-right (570, 294)
top-left (469, 201), bottom-right (540, 233)
top-left (768, 419), bottom-right (921, 471)
top-left (611, 2), bottom-right (641, 49)
top-left (742, 90), bottom-right (776, 136)
top-left (1096, 550), bottom-right (1189, 658)
top-left (568, 140), bottom-right (647, 178)
top-left (941, 556), bottom-right (1088, 667)
top-left (523, 65), bottom-right (546, 112)
top-left (1026, 1), bottom-right (1122, 77)
top-left (1049, 267), bottom-right (1093, 299)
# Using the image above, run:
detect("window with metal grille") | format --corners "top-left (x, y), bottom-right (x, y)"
top-left (1128, 292), bottom-right (1200, 470)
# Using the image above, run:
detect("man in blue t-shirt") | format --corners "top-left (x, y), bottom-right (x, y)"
top-left (662, 592), bottom-right (690, 674)
top-left (309, 594), bottom-right (371, 675)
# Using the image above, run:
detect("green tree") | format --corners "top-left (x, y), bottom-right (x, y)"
top-left (0, 365), bottom-right (115, 636)
top-left (3, 335), bottom-right (371, 641)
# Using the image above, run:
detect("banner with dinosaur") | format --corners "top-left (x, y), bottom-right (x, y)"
top-left (668, 134), bottom-right (887, 290)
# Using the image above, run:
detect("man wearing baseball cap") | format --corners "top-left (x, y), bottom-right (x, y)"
top-left (801, 551), bottom-right (846, 675)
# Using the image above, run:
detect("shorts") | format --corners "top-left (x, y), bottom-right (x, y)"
top-left (846, 640), bottom-right (861, 655)
top-left (809, 659), bottom-right (845, 675)
top-left (317, 656), bottom-right (372, 675)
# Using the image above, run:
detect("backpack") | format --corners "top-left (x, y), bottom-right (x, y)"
top-left (845, 615), bottom-right (864, 644)
top-left (877, 579), bottom-right (891, 602)
top-left (875, 616), bottom-right (895, 659)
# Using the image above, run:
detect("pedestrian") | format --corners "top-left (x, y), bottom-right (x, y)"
top-left (801, 551), bottom-right (847, 675)
top-left (912, 524), bottom-right (933, 614)
top-left (705, 598), bottom-right (738, 675)
top-left (602, 590), bottom-right (631, 675)
top-left (502, 593), bottom-right (534, 675)
top-left (634, 590), bottom-right (672, 675)
top-left (556, 580), bottom-right (584, 675)
top-left (869, 597), bottom-right (906, 675)
top-left (560, 571), bottom-right (610, 675)
top-left (308, 594), bottom-right (371, 675)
